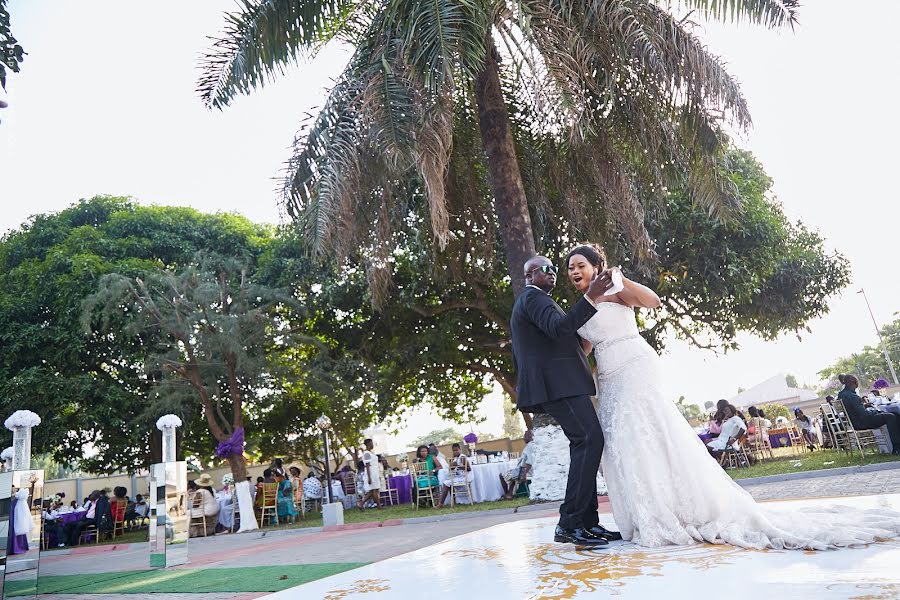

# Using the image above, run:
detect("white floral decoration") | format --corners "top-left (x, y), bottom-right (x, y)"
top-left (1, 447), bottom-right (13, 462)
top-left (155, 414), bottom-right (183, 431)
top-left (222, 473), bottom-right (234, 486)
top-left (4, 410), bottom-right (41, 431)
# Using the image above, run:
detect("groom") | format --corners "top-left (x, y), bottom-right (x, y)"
top-left (511, 256), bottom-right (620, 546)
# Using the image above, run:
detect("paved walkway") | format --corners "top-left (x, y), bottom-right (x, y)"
top-left (32, 468), bottom-right (900, 599)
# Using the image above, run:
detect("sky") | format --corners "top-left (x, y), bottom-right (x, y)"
top-left (2, 1), bottom-right (898, 453)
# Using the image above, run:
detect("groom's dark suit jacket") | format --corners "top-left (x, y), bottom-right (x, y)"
top-left (511, 286), bottom-right (597, 413)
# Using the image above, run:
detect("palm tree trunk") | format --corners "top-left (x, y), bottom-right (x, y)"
top-left (475, 41), bottom-right (535, 298)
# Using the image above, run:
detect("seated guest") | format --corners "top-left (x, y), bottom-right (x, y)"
top-left (707, 399), bottom-right (730, 438)
top-left (276, 473), bottom-right (298, 521)
top-left (501, 430), bottom-right (534, 499)
top-left (793, 408), bottom-right (819, 450)
top-left (111, 486), bottom-right (128, 528)
top-left (69, 500), bottom-right (78, 510)
top-left (302, 472), bottom-right (323, 504)
top-left (128, 494), bottom-right (148, 529)
top-left (838, 374), bottom-right (900, 454)
top-left (65, 490), bottom-right (104, 546)
top-left (43, 499), bottom-right (66, 547)
top-left (413, 445), bottom-right (440, 494)
top-left (706, 405), bottom-right (747, 459)
top-left (871, 389), bottom-right (900, 416)
top-left (189, 475), bottom-right (220, 536)
top-left (429, 444), bottom-right (450, 490)
top-left (438, 443), bottom-right (473, 506)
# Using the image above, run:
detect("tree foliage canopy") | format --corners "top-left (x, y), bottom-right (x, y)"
top-left (819, 318), bottom-right (900, 393)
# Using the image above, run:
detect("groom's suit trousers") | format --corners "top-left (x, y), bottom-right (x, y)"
top-left (542, 394), bottom-right (604, 531)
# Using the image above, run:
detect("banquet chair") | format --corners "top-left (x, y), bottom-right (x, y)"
top-left (379, 474), bottom-right (399, 507)
top-left (447, 466), bottom-right (474, 508)
top-left (830, 399), bottom-right (880, 457)
top-left (718, 433), bottom-right (750, 469)
top-left (411, 461), bottom-right (439, 510)
top-left (507, 452), bottom-right (520, 461)
top-left (188, 492), bottom-right (209, 537)
top-left (79, 523), bottom-right (100, 545)
top-left (747, 417), bottom-right (774, 461)
top-left (111, 500), bottom-right (127, 539)
top-left (292, 480), bottom-right (305, 520)
top-left (257, 482), bottom-right (279, 528)
top-left (339, 472), bottom-right (359, 508)
top-left (229, 488), bottom-right (241, 533)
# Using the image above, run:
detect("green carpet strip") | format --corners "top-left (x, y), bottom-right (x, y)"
top-left (5, 563), bottom-right (367, 595)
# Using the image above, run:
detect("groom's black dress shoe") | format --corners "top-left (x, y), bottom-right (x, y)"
top-left (586, 525), bottom-right (623, 541)
top-left (554, 526), bottom-right (608, 546)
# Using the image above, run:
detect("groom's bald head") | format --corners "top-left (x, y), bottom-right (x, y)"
top-left (524, 256), bottom-right (556, 292)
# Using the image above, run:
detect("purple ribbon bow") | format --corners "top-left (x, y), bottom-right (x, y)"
top-left (215, 427), bottom-right (245, 458)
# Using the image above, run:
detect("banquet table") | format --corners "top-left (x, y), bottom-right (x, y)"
top-left (47, 509), bottom-right (87, 546)
top-left (768, 428), bottom-right (793, 448)
top-left (387, 474), bottom-right (413, 504)
top-left (470, 460), bottom-right (518, 503)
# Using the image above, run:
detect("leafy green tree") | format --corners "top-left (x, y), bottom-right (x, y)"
top-left (501, 397), bottom-right (525, 440)
top-left (83, 254), bottom-right (304, 531)
top-left (819, 318), bottom-right (900, 392)
top-left (675, 396), bottom-right (704, 422)
top-left (199, 0), bottom-right (798, 299)
top-left (0, 197), bottom-right (271, 473)
top-left (761, 403), bottom-right (792, 425)
top-left (411, 428), bottom-right (464, 449)
top-left (785, 374), bottom-right (799, 388)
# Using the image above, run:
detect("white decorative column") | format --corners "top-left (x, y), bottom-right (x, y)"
top-left (156, 414), bottom-right (183, 463)
top-left (4, 410), bottom-right (41, 470)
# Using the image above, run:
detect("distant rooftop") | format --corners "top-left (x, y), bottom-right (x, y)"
top-left (727, 374), bottom-right (819, 409)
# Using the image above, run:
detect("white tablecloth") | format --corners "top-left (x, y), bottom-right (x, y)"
top-left (470, 460), bottom-right (518, 503)
top-left (216, 495), bottom-right (233, 530)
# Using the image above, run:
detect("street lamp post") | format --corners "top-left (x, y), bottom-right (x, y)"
top-left (315, 414), bottom-right (334, 504)
top-left (858, 289), bottom-right (899, 385)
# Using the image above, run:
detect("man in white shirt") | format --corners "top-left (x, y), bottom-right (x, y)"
top-left (501, 430), bottom-right (534, 499)
top-left (358, 438), bottom-right (382, 509)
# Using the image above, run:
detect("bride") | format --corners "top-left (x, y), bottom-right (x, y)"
top-left (566, 242), bottom-right (900, 550)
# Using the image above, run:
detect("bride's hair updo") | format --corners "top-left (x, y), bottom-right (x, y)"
top-left (565, 243), bottom-right (607, 270)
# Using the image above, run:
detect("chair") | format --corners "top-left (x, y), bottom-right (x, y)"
top-left (339, 472), bottom-right (359, 508)
top-left (229, 489), bottom-right (242, 533)
top-left (507, 452), bottom-right (520, 461)
top-left (786, 425), bottom-right (806, 454)
top-left (79, 523), bottom-right (100, 545)
top-left (256, 482), bottom-right (279, 528)
top-left (292, 479), bottom-right (305, 520)
top-left (746, 417), bottom-right (774, 461)
top-left (830, 399), bottom-right (881, 457)
top-left (718, 433), bottom-right (751, 469)
top-left (410, 461), bottom-right (439, 509)
top-left (111, 499), bottom-right (127, 538)
top-left (189, 492), bottom-right (209, 537)
top-left (379, 474), bottom-right (399, 507)
top-left (446, 466), bottom-right (474, 507)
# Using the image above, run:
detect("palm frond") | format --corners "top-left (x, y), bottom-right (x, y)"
top-left (198, 0), bottom-right (359, 109)
top-left (673, 0), bottom-right (799, 29)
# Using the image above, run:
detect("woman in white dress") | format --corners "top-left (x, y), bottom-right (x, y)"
top-left (565, 242), bottom-right (900, 550)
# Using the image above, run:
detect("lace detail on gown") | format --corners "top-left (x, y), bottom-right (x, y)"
top-left (578, 302), bottom-right (900, 550)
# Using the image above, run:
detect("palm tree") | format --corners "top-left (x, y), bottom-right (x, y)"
top-left (199, 1), bottom-right (797, 298)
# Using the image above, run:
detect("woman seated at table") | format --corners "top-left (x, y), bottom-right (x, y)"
top-left (438, 443), bottom-right (474, 506)
top-left (793, 408), bottom-right (819, 450)
top-left (706, 405), bottom-right (747, 460)
top-left (189, 474), bottom-right (220, 536)
top-left (838, 374), bottom-right (900, 454)
top-left (413, 445), bottom-right (440, 494)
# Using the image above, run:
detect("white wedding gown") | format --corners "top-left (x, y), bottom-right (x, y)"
top-left (579, 301), bottom-right (900, 550)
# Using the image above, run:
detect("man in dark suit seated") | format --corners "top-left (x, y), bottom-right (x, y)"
top-left (511, 255), bottom-right (619, 546)
top-left (838, 374), bottom-right (900, 454)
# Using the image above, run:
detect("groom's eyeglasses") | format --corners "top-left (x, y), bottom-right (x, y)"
top-left (527, 265), bottom-right (558, 275)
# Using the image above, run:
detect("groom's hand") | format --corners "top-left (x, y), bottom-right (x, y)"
top-left (586, 269), bottom-right (614, 301)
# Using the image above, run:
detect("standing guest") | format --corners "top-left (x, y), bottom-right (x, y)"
top-left (271, 458), bottom-right (287, 480)
top-left (438, 443), bottom-right (474, 506)
top-left (793, 408), bottom-right (819, 450)
top-left (501, 431), bottom-right (535, 499)
top-left (838, 374), bottom-right (900, 453)
top-left (706, 405), bottom-right (747, 459)
top-left (358, 438), bottom-right (382, 509)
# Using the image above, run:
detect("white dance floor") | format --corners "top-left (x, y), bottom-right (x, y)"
top-left (265, 494), bottom-right (900, 599)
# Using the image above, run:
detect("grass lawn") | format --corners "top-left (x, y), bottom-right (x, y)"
top-left (728, 447), bottom-right (900, 480)
top-left (263, 496), bottom-right (534, 531)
